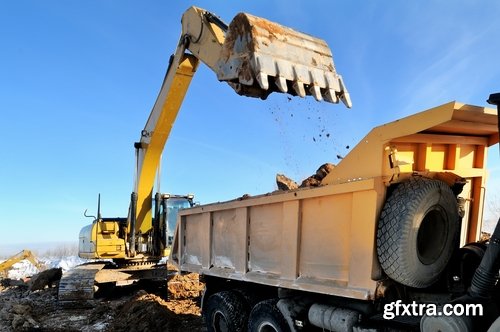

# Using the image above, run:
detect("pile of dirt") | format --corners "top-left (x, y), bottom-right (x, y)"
top-left (0, 270), bottom-right (206, 332)
top-left (276, 162), bottom-right (335, 190)
top-left (168, 273), bottom-right (204, 299)
top-left (110, 290), bottom-right (203, 331)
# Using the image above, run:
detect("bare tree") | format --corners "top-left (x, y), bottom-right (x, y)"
top-left (42, 243), bottom-right (79, 258)
top-left (488, 193), bottom-right (500, 218)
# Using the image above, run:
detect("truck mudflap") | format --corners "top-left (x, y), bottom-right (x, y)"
top-left (217, 12), bottom-right (351, 107)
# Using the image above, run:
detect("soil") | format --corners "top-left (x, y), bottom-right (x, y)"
top-left (0, 271), bottom-right (206, 332)
top-left (276, 162), bottom-right (336, 191)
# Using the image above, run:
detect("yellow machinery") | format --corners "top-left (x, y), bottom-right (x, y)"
top-left (59, 6), bottom-right (350, 303)
top-left (0, 250), bottom-right (42, 277)
top-left (172, 101), bottom-right (499, 331)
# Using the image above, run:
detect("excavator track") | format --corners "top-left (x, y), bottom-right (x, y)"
top-left (58, 263), bottom-right (106, 306)
top-left (58, 261), bottom-right (171, 306)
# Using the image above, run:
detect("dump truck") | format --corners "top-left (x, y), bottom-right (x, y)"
top-left (171, 95), bottom-right (500, 331)
top-left (60, 6), bottom-right (350, 303)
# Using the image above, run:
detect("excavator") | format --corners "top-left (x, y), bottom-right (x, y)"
top-left (58, 6), bottom-right (350, 303)
top-left (0, 250), bottom-right (43, 278)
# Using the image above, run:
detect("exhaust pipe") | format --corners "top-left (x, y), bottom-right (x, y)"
top-left (488, 93), bottom-right (500, 144)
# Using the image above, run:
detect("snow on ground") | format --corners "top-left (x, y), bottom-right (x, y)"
top-left (3, 256), bottom-right (87, 280)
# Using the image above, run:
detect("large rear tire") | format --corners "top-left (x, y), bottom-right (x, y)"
top-left (247, 299), bottom-right (291, 332)
top-left (203, 291), bottom-right (249, 332)
top-left (377, 177), bottom-right (460, 288)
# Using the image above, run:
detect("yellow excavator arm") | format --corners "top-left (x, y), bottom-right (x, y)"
top-left (130, 6), bottom-right (351, 253)
top-left (0, 250), bottom-right (42, 276)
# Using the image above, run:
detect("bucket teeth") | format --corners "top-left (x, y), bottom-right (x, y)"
top-left (309, 85), bottom-right (323, 102)
top-left (293, 81), bottom-right (306, 98)
top-left (340, 92), bottom-right (352, 108)
top-left (338, 76), bottom-right (352, 108)
top-left (275, 76), bottom-right (288, 93)
top-left (217, 12), bottom-right (351, 107)
top-left (274, 62), bottom-right (288, 93)
top-left (324, 89), bottom-right (339, 104)
top-left (238, 74), bottom-right (254, 86)
top-left (256, 72), bottom-right (269, 90)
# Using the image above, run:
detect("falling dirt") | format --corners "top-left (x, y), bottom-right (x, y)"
top-left (0, 271), bottom-right (206, 332)
top-left (267, 95), bottom-right (353, 181)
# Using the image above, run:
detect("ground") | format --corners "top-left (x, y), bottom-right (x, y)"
top-left (0, 272), bottom-right (206, 332)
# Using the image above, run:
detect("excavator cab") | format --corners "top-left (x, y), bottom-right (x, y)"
top-left (153, 193), bottom-right (194, 256)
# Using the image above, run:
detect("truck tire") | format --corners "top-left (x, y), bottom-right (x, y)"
top-left (248, 299), bottom-right (291, 332)
top-left (203, 291), bottom-right (249, 332)
top-left (376, 177), bottom-right (459, 288)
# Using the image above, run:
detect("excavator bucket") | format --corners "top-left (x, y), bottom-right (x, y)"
top-left (217, 13), bottom-right (351, 107)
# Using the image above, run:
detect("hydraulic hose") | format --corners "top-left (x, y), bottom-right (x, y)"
top-left (153, 192), bottom-right (161, 256)
top-left (129, 192), bottom-right (138, 257)
top-left (469, 219), bottom-right (500, 299)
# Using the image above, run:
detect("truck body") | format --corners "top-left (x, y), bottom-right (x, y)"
top-left (171, 101), bottom-right (499, 331)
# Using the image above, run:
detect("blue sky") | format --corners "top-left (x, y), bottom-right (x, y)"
top-left (0, 0), bottom-right (499, 247)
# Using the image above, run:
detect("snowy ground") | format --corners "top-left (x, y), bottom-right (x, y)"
top-left (0, 257), bottom-right (205, 331)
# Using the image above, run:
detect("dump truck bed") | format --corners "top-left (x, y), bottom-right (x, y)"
top-left (172, 179), bottom-right (385, 300)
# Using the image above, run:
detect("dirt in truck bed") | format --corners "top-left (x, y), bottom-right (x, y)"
top-left (0, 270), bottom-right (206, 332)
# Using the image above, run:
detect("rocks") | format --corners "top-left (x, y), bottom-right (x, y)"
top-left (1, 278), bottom-right (27, 288)
top-left (300, 176), bottom-right (321, 188)
top-left (0, 293), bottom-right (39, 331)
top-left (315, 163), bottom-right (335, 181)
top-left (276, 174), bottom-right (298, 191)
top-left (11, 311), bottom-right (39, 330)
top-left (277, 163), bottom-right (335, 191)
top-left (0, 268), bottom-right (205, 331)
